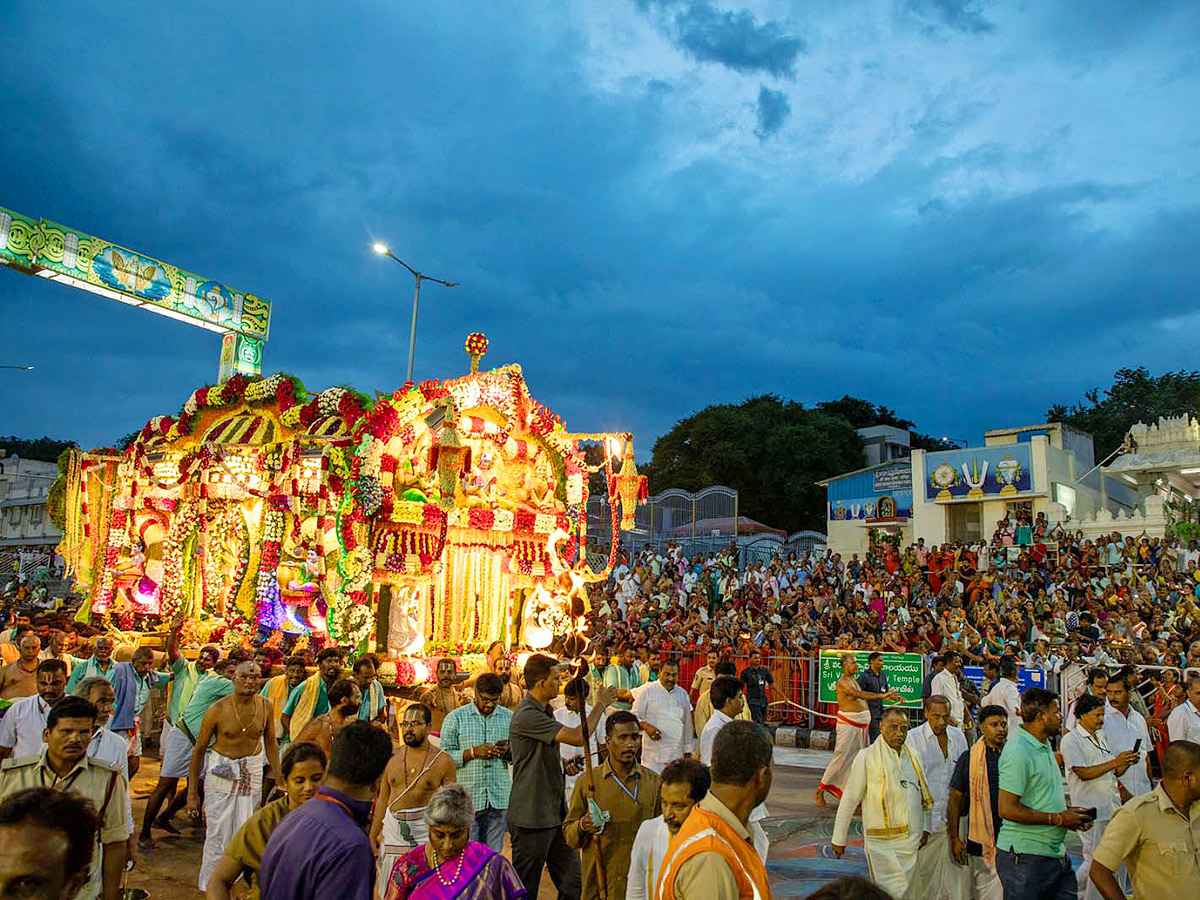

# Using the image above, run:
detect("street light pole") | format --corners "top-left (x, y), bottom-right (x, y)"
top-left (373, 243), bottom-right (458, 384)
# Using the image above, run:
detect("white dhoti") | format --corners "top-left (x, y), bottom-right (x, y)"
top-left (198, 750), bottom-right (264, 891)
top-left (968, 855), bottom-right (1003, 900)
top-left (1076, 818), bottom-right (1114, 900)
top-left (377, 806), bottom-right (428, 887)
top-left (864, 835), bottom-right (921, 900)
top-left (159, 719), bottom-right (196, 779)
top-left (914, 829), bottom-right (970, 900)
top-left (819, 709), bottom-right (870, 800)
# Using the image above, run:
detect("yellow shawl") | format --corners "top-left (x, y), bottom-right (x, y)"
top-left (861, 737), bottom-right (934, 839)
top-left (288, 673), bottom-right (324, 741)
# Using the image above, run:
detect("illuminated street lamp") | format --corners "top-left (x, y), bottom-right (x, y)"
top-left (0, 365), bottom-right (33, 370)
top-left (372, 243), bottom-right (458, 383)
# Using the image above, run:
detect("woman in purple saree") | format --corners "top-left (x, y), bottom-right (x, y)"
top-left (385, 784), bottom-right (526, 900)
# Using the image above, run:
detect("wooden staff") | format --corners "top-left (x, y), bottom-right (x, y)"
top-left (573, 660), bottom-right (608, 900)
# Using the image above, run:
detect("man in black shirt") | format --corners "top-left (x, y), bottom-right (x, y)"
top-left (739, 650), bottom-right (774, 725)
top-left (857, 652), bottom-right (889, 742)
top-left (947, 704), bottom-right (1008, 900)
top-left (508, 653), bottom-right (616, 900)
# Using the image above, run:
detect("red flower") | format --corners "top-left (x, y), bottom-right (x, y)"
top-left (276, 381), bottom-right (296, 411)
top-left (195, 387), bottom-right (211, 406)
top-left (158, 416), bottom-right (174, 435)
top-left (422, 504), bottom-right (443, 527)
top-left (380, 455), bottom-right (397, 474)
top-left (224, 373), bottom-right (250, 399)
top-left (298, 401), bottom-right (319, 428)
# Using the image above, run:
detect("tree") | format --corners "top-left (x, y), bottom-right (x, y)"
top-left (815, 396), bottom-right (948, 451)
top-left (641, 395), bottom-right (864, 533)
top-left (1047, 367), bottom-right (1200, 461)
top-left (0, 435), bottom-right (77, 463)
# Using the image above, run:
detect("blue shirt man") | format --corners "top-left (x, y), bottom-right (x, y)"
top-left (260, 721), bottom-right (393, 900)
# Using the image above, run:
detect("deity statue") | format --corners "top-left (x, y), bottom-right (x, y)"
top-left (461, 450), bottom-right (498, 508)
top-left (387, 585), bottom-right (425, 657)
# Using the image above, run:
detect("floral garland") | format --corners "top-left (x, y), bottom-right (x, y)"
top-left (159, 500), bottom-right (201, 619)
top-left (253, 504), bottom-right (286, 629)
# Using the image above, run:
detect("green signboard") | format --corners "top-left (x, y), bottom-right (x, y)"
top-left (0, 204), bottom-right (270, 378)
top-left (817, 649), bottom-right (925, 704)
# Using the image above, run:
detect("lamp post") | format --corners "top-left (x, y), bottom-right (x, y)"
top-left (372, 243), bottom-right (458, 384)
top-left (0, 365), bottom-right (33, 370)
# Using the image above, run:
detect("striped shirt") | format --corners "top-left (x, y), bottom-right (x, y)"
top-left (439, 700), bottom-right (513, 811)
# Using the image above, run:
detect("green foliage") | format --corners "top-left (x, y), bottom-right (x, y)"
top-left (1047, 367), bottom-right (1200, 461)
top-left (641, 395), bottom-right (865, 533)
top-left (815, 396), bottom-right (950, 451)
top-left (0, 435), bottom-right (77, 462)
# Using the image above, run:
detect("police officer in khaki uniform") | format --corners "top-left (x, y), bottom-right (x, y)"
top-left (1090, 739), bottom-right (1200, 900)
top-left (0, 695), bottom-right (130, 900)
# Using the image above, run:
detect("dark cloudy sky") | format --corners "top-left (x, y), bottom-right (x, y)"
top-left (3, 1), bottom-right (1199, 454)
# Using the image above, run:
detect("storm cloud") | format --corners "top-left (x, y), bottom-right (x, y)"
top-left (2, 0), bottom-right (1199, 455)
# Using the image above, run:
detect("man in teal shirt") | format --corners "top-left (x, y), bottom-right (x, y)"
top-left (996, 687), bottom-right (1095, 900)
top-left (603, 643), bottom-right (642, 711)
top-left (138, 621), bottom-right (222, 848)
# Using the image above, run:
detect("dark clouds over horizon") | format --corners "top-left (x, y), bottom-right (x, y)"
top-left (2, 1), bottom-right (1200, 456)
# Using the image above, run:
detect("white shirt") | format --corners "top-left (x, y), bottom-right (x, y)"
top-left (1061, 725), bottom-right (1121, 821)
top-left (930, 669), bottom-right (965, 725)
top-left (1166, 699), bottom-right (1200, 745)
top-left (627, 815), bottom-right (671, 900)
top-left (699, 708), bottom-right (733, 765)
top-left (630, 681), bottom-right (695, 774)
top-left (904, 722), bottom-right (968, 831)
top-left (0, 694), bottom-right (49, 758)
top-left (1102, 703), bottom-right (1152, 797)
top-left (554, 706), bottom-right (605, 799)
top-left (981, 678), bottom-right (1023, 736)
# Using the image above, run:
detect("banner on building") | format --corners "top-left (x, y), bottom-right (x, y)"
top-left (924, 444), bottom-right (1033, 502)
top-left (818, 649), bottom-right (924, 704)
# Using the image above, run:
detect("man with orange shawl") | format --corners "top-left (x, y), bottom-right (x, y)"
top-left (946, 704), bottom-right (1008, 900)
top-left (832, 707), bottom-right (934, 899)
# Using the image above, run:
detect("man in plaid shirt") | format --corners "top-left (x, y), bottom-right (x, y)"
top-left (439, 672), bottom-right (514, 850)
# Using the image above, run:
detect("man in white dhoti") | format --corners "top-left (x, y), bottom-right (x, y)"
top-left (833, 707), bottom-right (934, 900)
top-left (1061, 692), bottom-right (1139, 900)
top-left (907, 695), bottom-right (970, 900)
top-left (370, 702), bottom-right (456, 889)
top-left (817, 652), bottom-right (900, 807)
top-left (631, 659), bottom-right (694, 774)
top-left (186, 660), bottom-right (279, 892)
top-left (947, 704), bottom-right (1009, 900)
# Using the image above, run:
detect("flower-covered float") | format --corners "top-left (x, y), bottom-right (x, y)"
top-left (55, 335), bottom-right (646, 669)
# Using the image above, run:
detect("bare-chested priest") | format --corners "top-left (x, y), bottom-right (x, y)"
top-left (371, 702), bottom-right (457, 888)
top-left (816, 653), bottom-right (900, 807)
top-left (187, 659), bottom-right (281, 891)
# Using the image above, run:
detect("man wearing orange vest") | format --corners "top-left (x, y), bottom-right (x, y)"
top-left (654, 719), bottom-right (773, 900)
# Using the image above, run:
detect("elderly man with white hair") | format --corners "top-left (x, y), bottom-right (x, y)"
top-left (379, 783), bottom-right (526, 899)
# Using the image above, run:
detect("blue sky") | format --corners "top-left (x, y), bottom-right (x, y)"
top-left (2, 0), bottom-right (1199, 454)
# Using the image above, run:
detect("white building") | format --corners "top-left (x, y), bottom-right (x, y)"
top-left (821, 423), bottom-right (1154, 557)
top-left (0, 453), bottom-right (63, 583)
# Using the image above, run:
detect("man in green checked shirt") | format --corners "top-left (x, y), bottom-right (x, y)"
top-left (439, 673), bottom-right (513, 851)
top-left (604, 643), bottom-right (642, 711)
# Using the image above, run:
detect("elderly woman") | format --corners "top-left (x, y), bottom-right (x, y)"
top-left (384, 783), bottom-right (525, 900)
